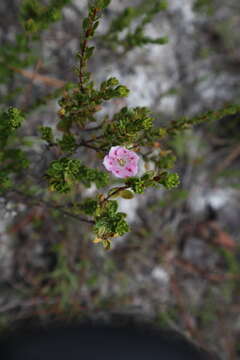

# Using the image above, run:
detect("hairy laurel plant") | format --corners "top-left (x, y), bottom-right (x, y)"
top-left (1, 0), bottom-right (240, 250)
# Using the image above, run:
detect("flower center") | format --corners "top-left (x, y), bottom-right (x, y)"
top-left (118, 158), bottom-right (126, 167)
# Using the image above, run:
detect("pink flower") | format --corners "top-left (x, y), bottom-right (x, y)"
top-left (103, 146), bottom-right (139, 178)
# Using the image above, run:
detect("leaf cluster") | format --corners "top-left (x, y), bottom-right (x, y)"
top-left (193, 0), bottom-right (215, 15)
top-left (20, 0), bottom-right (72, 33)
top-left (0, 108), bottom-right (28, 192)
top-left (73, 197), bottom-right (128, 249)
top-left (46, 158), bottom-right (109, 193)
top-left (0, 34), bottom-right (36, 99)
top-left (0, 107), bottom-right (25, 150)
top-left (93, 200), bottom-right (129, 249)
top-left (166, 104), bottom-right (240, 135)
top-left (102, 106), bottom-right (153, 147)
top-left (57, 77), bottom-right (129, 132)
top-left (126, 170), bottom-right (180, 194)
top-left (102, 0), bottom-right (168, 52)
top-left (0, 0), bottom-right (70, 107)
top-left (1, 0), bottom-right (237, 251)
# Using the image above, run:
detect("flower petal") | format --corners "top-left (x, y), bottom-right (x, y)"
top-left (130, 166), bottom-right (138, 176)
top-left (103, 155), bottom-right (113, 171)
top-left (127, 152), bottom-right (139, 162)
top-left (115, 147), bottom-right (128, 157)
top-left (109, 146), bottom-right (121, 158)
top-left (112, 168), bottom-right (125, 178)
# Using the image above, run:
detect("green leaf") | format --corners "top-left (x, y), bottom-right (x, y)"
top-left (104, 200), bottom-right (118, 216)
top-left (107, 187), bottom-right (122, 198)
top-left (39, 126), bottom-right (54, 144)
top-left (106, 77), bottom-right (119, 86)
top-left (126, 177), bottom-right (145, 194)
top-left (58, 134), bottom-right (76, 153)
top-left (6, 107), bottom-right (25, 129)
top-left (141, 170), bottom-right (155, 180)
top-left (158, 172), bottom-right (180, 189)
top-left (102, 0), bottom-right (111, 8)
top-left (115, 85), bottom-right (130, 97)
top-left (79, 198), bottom-right (98, 216)
top-left (93, 21), bottom-right (99, 31)
top-left (85, 46), bottom-right (95, 60)
top-left (102, 239), bottom-right (111, 250)
top-left (83, 17), bottom-right (90, 31)
top-left (119, 189), bottom-right (134, 199)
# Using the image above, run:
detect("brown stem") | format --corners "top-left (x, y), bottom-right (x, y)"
top-left (10, 189), bottom-right (94, 225)
top-left (79, 8), bottom-right (98, 92)
top-left (81, 124), bottom-right (103, 132)
top-left (44, 139), bottom-right (102, 152)
top-left (84, 135), bottom-right (104, 143)
top-left (79, 38), bottom-right (88, 91)
top-left (102, 185), bottom-right (129, 204)
top-left (77, 140), bottom-right (101, 152)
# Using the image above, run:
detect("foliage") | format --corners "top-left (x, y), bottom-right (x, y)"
top-left (0, 0), bottom-right (239, 250)
top-left (44, 243), bottom-right (79, 309)
top-left (46, 158), bottom-right (109, 193)
top-left (20, 0), bottom-right (73, 33)
top-left (101, 0), bottom-right (168, 52)
top-left (193, 0), bottom-right (215, 15)
top-left (0, 33), bottom-right (35, 98)
top-left (0, 108), bottom-right (28, 192)
top-left (0, 0), bottom-right (73, 107)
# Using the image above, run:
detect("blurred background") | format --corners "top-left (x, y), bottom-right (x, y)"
top-left (0, 1), bottom-right (240, 359)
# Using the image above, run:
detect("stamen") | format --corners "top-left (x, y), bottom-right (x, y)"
top-left (118, 159), bottom-right (126, 166)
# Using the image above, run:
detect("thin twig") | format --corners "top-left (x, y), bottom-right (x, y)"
top-left (174, 257), bottom-right (240, 283)
top-left (10, 189), bottom-right (94, 225)
top-left (79, 7), bottom-right (98, 92)
top-left (82, 124), bottom-right (103, 132)
top-left (8, 66), bottom-right (66, 88)
top-left (213, 144), bottom-right (240, 175)
top-left (102, 185), bottom-right (129, 204)
top-left (22, 59), bottom-right (42, 110)
top-left (77, 140), bottom-right (101, 152)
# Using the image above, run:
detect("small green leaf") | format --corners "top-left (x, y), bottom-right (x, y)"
top-left (102, 239), bottom-right (111, 250)
top-left (106, 77), bottom-right (119, 86)
top-left (83, 17), bottom-right (90, 31)
top-left (107, 187), bottom-right (122, 198)
top-left (119, 189), bottom-right (134, 199)
top-left (85, 46), bottom-right (95, 60)
top-left (102, 0), bottom-right (111, 8)
top-left (97, 225), bottom-right (107, 237)
top-left (115, 85), bottom-right (130, 97)
top-left (141, 170), bottom-right (155, 180)
top-left (39, 126), bottom-right (54, 144)
top-left (93, 21), bottom-right (99, 31)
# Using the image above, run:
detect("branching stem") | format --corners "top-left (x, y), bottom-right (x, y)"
top-left (79, 7), bottom-right (98, 92)
top-left (9, 189), bottom-right (95, 225)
